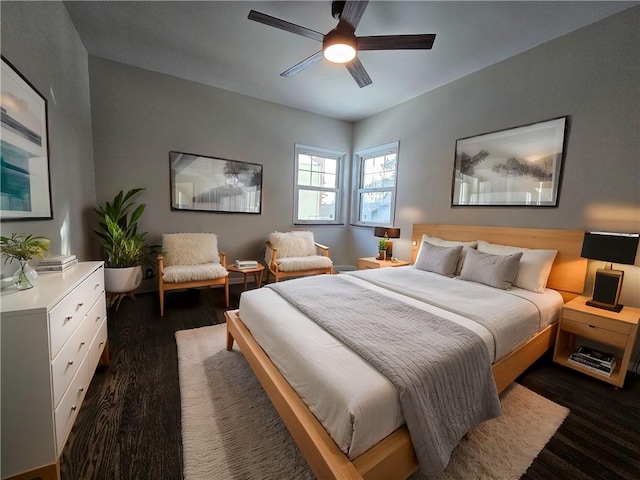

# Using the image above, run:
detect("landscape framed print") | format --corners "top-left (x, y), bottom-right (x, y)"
top-left (451, 116), bottom-right (568, 207)
top-left (1, 56), bottom-right (53, 221)
top-left (170, 151), bottom-right (263, 214)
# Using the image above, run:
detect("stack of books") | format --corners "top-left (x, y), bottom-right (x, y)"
top-left (234, 260), bottom-right (259, 269)
top-left (36, 255), bottom-right (78, 273)
top-left (568, 346), bottom-right (616, 377)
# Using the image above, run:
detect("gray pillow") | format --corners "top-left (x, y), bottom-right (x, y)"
top-left (414, 242), bottom-right (463, 277)
top-left (458, 248), bottom-right (523, 290)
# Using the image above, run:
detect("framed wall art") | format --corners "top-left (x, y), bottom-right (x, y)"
top-left (170, 151), bottom-right (262, 214)
top-left (1, 56), bottom-right (53, 221)
top-left (451, 116), bottom-right (568, 207)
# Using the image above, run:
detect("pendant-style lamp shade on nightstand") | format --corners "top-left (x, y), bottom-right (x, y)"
top-left (580, 231), bottom-right (639, 312)
top-left (374, 227), bottom-right (401, 259)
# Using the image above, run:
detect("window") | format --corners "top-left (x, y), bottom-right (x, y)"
top-left (352, 142), bottom-right (399, 226)
top-left (294, 145), bottom-right (345, 225)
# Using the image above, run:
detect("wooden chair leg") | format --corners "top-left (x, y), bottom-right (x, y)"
top-left (159, 289), bottom-right (165, 316)
top-left (224, 281), bottom-right (229, 308)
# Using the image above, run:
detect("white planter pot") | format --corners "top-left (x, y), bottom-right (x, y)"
top-left (104, 266), bottom-right (143, 293)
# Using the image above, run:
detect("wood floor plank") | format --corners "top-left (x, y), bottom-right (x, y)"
top-left (61, 286), bottom-right (640, 479)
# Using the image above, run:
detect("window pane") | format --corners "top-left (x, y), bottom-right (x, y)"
top-left (359, 191), bottom-right (392, 224)
top-left (297, 189), bottom-right (336, 221)
top-left (362, 155), bottom-right (396, 188)
top-left (299, 156), bottom-right (337, 188)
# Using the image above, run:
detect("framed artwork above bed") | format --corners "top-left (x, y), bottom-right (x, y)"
top-left (451, 116), bottom-right (568, 207)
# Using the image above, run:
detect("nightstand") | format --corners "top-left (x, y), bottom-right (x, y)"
top-left (553, 295), bottom-right (640, 387)
top-left (357, 257), bottom-right (410, 270)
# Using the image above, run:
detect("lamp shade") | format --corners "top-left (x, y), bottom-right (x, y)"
top-left (580, 232), bottom-right (639, 265)
top-left (374, 227), bottom-right (401, 239)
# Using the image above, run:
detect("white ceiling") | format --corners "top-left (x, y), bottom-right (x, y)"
top-left (64, 1), bottom-right (635, 122)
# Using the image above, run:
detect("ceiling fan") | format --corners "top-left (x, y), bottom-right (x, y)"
top-left (248, 0), bottom-right (436, 88)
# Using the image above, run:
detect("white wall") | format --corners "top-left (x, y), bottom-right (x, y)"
top-left (88, 57), bottom-right (353, 282)
top-left (351, 7), bottom-right (640, 306)
top-left (0, 2), bottom-right (96, 270)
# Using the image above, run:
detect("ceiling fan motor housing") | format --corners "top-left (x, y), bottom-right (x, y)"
top-left (331, 1), bottom-right (346, 20)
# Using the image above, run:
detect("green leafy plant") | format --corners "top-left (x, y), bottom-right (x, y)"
top-left (378, 238), bottom-right (388, 251)
top-left (0, 233), bottom-right (50, 263)
top-left (94, 188), bottom-right (159, 268)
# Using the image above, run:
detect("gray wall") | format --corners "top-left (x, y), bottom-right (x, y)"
top-left (351, 7), bottom-right (640, 306)
top-left (88, 57), bottom-right (353, 290)
top-left (0, 1), bottom-right (96, 271)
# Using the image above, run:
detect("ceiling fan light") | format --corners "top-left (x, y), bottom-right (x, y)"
top-left (323, 30), bottom-right (357, 63)
top-left (324, 43), bottom-right (356, 63)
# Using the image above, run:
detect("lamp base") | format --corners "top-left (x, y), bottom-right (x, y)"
top-left (585, 299), bottom-right (624, 313)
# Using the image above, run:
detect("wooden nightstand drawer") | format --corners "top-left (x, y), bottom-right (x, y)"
top-left (563, 309), bottom-right (631, 335)
top-left (561, 318), bottom-right (628, 349)
top-left (358, 259), bottom-right (380, 269)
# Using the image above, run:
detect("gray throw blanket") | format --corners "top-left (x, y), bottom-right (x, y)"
top-left (267, 275), bottom-right (501, 476)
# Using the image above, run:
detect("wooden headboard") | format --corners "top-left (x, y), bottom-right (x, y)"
top-left (412, 224), bottom-right (587, 303)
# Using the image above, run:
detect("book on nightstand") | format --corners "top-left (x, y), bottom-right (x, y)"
top-left (572, 346), bottom-right (615, 367)
top-left (568, 351), bottom-right (616, 377)
top-left (37, 254), bottom-right (77, 266)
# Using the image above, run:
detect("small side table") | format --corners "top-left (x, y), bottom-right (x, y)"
top-left (227, 263), bottom-right (265, 291)
top-left (357, 257), bottom-right (410, 270)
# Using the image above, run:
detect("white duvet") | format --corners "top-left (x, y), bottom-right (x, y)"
top-left (238, 266), bottom-right (562, 459)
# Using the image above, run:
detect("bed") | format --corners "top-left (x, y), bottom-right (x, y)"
top-left (224, 224), bottom-right (587, 479)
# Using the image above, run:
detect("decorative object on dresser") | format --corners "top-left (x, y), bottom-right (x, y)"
top-left (373, 226), bottom-right (400, 259)
top-left (94, 188), bottom-right (159, 308)
top-left (553, 295), bottom-right (639, 388)
top-left (0, 232), bottom-right (50, 290)
top-left (36, 254), bottom-right (78, 273)
top-left (580, 231), bottom-right (639, 312)
top-left (1, 262), bottom-right (108, 480)
top-left (169, 151), bottom-right (263, 214)
top-left (451, 116), bottom-right (568, 207)
top-left (264, 231), bottom-right (333, 283)
top-left (157, 233), bottom-right (229, 316)
top-left (1, 56), bottom-right (53, 221)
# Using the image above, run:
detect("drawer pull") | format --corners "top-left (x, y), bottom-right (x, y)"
top-left (95, 283), bottom-right (100, 288)
top-left (77, 302), bottom-right (84, 307)
top-left (588, 325), bottom-right (596, 328)
top-left (71, 405), bottom-right (77, 411)
top-left (68, 360), bottom-right (74, 365)
top-left (65, 315), bottom-right (73, 321)
top-left (79, 387), bottom-right (84, 392)
top-left (99, 341), bottom-right (105, 346)
top-left (80, 342), bottom-right (86, 346)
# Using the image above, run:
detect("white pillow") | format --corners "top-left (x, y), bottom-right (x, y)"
top-left (476, 240), bottom-right (557, 293)
top-left (415, 234), bottom-right (478, 275)
top-left (267, 231), bottom-right (316, 259)
top-left (162, 233), bottom-right (220, 266)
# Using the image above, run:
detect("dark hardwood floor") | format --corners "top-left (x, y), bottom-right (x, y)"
top-left (62, 286), bottom-right (640, 479)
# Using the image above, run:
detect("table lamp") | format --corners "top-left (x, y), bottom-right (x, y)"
top-left (374, 227), bottom-right (401, 259)
top-left (580, 231), bottom-right (639, 312)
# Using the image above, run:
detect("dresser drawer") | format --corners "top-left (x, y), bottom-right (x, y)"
top-left (54, 355), bottom-right (89, 454)
top-left (563, 308), bottom-right (631, 335)
top-left (51, 294), bottom-right (105, 406)
top-left (49, 268), bottom-right (105, 359)
top-left (88, 317), bottom-right (108, 375)
top-left (561, 318), bottom-right (629, 349)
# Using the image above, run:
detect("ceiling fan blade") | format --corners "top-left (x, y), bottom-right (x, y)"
top-left (280, 51), bottom-right (324, 78)
top-left (248, 10), bottom-right (324, 42)
top-left (337, 0), bottom-right (369, 34)
top-left (345, 57), bottom-right (372, 88)
top-left (357, 34), bottom-right (436, 51)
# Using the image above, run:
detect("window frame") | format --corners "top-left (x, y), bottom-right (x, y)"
top-left (351, 141), bottom-right (400, 227)
top-left (293, 144), bottom-right (346, 226)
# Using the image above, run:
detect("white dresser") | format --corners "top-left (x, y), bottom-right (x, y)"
top-left (1, 262), bottom-right (108, 480)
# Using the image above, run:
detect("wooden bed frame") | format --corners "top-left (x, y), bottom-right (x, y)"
top-left (224, 224), bottom-right (587, 480)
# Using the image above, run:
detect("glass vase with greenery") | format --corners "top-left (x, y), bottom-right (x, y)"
top-left (0, 233), bottom-right (50, 289)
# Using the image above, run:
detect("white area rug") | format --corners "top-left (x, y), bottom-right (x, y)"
top-left (176, 324), bottom-right (569, 480)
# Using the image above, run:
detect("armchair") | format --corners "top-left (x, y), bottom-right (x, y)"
top-left (265, 231), bottom-right (333, 283)
top-left (158, 233), bottom-right (229, 316)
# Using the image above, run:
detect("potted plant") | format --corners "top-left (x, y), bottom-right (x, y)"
top-left (95, 188), bottom-right (158, 295)
top-left (377, 238), bottom-right (387, 260)
top-left (0, 233), bottom-right (50, 290)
